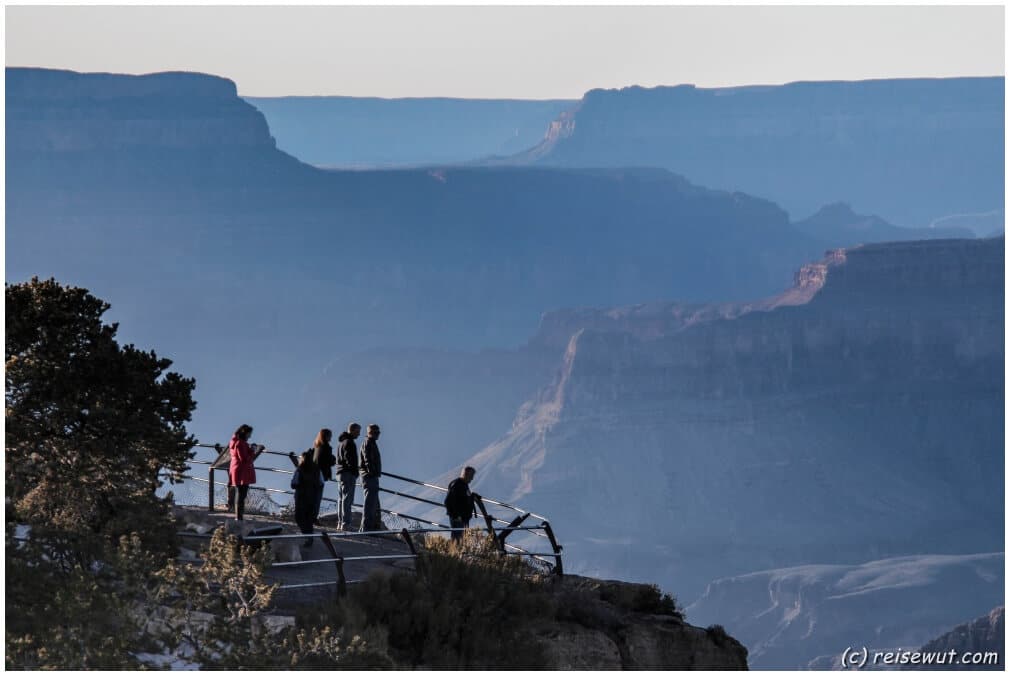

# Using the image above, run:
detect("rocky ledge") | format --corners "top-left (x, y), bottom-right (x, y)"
top-left (171, 507), bottom-right (748, 669)
top-left (536, 576), bottom-right (748, 669)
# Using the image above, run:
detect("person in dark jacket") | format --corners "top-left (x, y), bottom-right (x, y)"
top-left (311, 428), bottom-right (334, 524)
top-left (358, 424), bottom-right (382, 531)
top-left (335, 423), bottom-right (361, 531)
top-left (228, 424), bottom-right (262, 520)
top-left (290, 449), bottom-right (323, 546)
top-left (445, 466), bottom-right (477, 541)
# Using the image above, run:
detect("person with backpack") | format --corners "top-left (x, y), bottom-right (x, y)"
top-left (335, 423), bottom-right (361, 531)
top-left (445, 466), bottom-right (477, 542)
top-left (311, 428), bottom-right (335, 524)
top-left (358, 424), bottom-right (383, 531)
top-left (290, 449), bottom-right (323, 547)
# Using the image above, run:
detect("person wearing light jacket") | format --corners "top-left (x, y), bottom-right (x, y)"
top-left (358, 424), bottom-right (382, 531)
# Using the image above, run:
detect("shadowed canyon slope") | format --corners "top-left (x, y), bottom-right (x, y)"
top-left (6, 67), bottom-right (824, 450)
top-left (421, 238), bottom-right (1004, 603)
top-left (686, 553), bottom-right (1004, 668)
top-left (505, 78), bottom-right (1004, 230)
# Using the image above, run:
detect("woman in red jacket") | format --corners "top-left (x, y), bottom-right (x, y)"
top-left (229, 424), bottom-right (260, 520)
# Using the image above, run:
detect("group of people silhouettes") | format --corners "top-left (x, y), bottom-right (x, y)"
top-left (226, 422), bottom-right (477, 544)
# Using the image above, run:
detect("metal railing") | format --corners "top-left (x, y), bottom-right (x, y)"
top-left (162, 441), bottom-right (564, 593)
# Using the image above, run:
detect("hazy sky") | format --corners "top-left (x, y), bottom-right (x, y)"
top-left (5, 5), bottom-right (1005, 98)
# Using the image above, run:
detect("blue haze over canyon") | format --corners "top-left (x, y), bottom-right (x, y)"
top-left (5, 66), bottom-right (1004, 668)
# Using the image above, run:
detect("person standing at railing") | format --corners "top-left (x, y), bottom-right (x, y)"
top-left (445, 466), bottom-right (477, 541)
top-left (359, 423), bottom-right (382, 531)
top-left (311, 428), bottom-right (335, 525)
top-left (228, 424), bottom-right (262, 520)
top-left (290, 449), bottom-right (323, 547)
top-left (335, 423), bottom-right (361, 531)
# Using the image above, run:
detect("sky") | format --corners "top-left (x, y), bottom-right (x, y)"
top-left (4, 4), bottom-right (1005, 99)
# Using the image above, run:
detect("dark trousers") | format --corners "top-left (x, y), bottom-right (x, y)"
top-left (360, 476), bottom-right (380, 531)
top-left (295, 486), bottom-right (320, 536)
top-left (450, 515), bottom-right (470, 541)
top-left (234, 484), bottom-right (250, 520)
top-left (314, 479), bottom-right (326, 522)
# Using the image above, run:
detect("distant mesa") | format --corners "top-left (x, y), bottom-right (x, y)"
top-left (5, 66), bottom-right (311, 186)
top-left (500, 78), bottom-right (1005, 230)
top-left (795, 202), bottom-right (976, 247)
top-left (5, 66), bottom-right (240, 100)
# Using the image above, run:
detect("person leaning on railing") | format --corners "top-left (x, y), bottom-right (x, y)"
top-left (358, 424), bottom-right (382, 531)
top-left (445, 466), bottom-right (477, 541)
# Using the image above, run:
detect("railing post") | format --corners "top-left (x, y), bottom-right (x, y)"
top-left (497, 512), bottom-right (530, 552)
top-left (398, 527), bottom-right (424, 575)
top-left (320, 532), bottom-right (347, 598)
top-left (399, 528), bottom-right (418, 556)
top-left (208, 466), bottom-right (215, 512)
top-left (541, 521), bottom-right (564, 577)
top-left (472, 494), bottom-right (496, 538)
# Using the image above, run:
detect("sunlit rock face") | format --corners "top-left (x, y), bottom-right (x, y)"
top-left (459, 238), bottom-right (1003, 600)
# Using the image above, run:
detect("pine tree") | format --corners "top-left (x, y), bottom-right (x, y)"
top-left (5, 278), bottom-right (197, 667)
top-left (6, 277), bottom-right (196, 553)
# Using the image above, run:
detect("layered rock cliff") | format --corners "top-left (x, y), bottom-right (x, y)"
top-left (443, 238), bottom-right (1003, 604)
top-left (6, 67), bottom-right (828, 451)
top-left (505, 78), bottom-right (1004, 229)
top-left (7, 68), bottom-right (275, 152)
top-left (6, 67), bottom-right (311, 187)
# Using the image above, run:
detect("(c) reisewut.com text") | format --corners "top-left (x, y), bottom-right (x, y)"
top-left (840, 646), bottom-right (1000, 669)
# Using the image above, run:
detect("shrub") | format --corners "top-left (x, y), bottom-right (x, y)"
top-left (296, 530), bottom-right (553, 667)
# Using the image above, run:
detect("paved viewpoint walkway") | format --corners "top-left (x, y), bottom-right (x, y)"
top-left (173, 505), bottom-right (417, 606)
